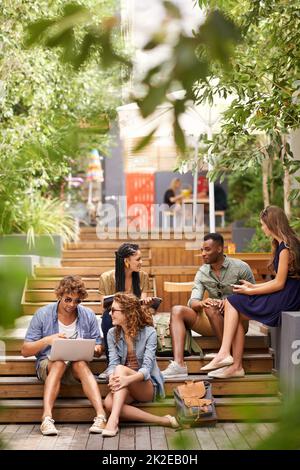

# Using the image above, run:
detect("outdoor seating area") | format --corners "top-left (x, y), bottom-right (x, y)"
top-left (1, 0), bottom-right (300, 456)
top-left (0, 228), bottom-right (279, 430)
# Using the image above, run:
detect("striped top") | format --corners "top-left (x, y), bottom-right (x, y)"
top-left (125, 350), bottom-right (139, 371)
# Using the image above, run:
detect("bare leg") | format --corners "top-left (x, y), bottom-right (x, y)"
top-left (170, 305), bottom-right (199, 366)
top-left (204, 306), bottom-right (224, 345)
top-left (42, 360), bottom-right (66, 420)
top-left (72, 361), bottom-right (105, 416)
top-left (218, 319), bottom-right (246, 377)
top-left (104, 365), bottom-right (173, 432)
top-left (203, 300), bottom-right (240, 369)
top-left (104, 393), bottom-right (173, 428)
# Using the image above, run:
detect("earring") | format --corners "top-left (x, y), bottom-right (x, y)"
top-left (125, 260), bottom-right (129, 268)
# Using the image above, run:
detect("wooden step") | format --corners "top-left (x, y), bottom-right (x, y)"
top-left (2, 332), bottom-right (269, 355)
top-left (27, 278), bottom-right (101, 290)
top-left (61, 258), bottom-right (151, 267)
top-left (65, 241), bottom-right (151, 250)
top-left (34, 266), bottom-right (150, 277)
top-left (79, 226), bottom-right (233, 234)
top-left (62, 249), bottom-right (150, 259)
top-left (65, 239), bottom-right (233, 250)
top-left (0, 354), bottom-right (274, 376)
top-left (0, 396), bottom-right (281, 423)
top-left (78, 227), bottom-right (232, 237)
top-left (79, 234), bottom-right (233, 242)
top-left (0, 374), bottom-right (279, 399)
top-left (24, 290), bottom-right (101, 303)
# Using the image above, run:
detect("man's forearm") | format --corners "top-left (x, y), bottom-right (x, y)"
top-left (22, 337), bottom-right (49, 357)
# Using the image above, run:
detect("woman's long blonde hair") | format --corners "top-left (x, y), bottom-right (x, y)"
top-left (113, 292), bottom-right (153, 342)
top-left (260, 205), bottom-right (300, 276)
top-left (169, 178), bottom-right (181, 191)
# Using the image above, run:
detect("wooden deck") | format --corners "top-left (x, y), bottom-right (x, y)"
top-left (1, 422), bottom-right (277, 450)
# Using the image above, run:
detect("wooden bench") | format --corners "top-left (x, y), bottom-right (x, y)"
top-left (164, 281), bottom-right (194, 293)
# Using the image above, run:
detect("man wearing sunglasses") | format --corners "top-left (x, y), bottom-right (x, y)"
top-left (162, 233), bottom-right (255, 380)
top-left (22, 276), bottom-right (106, 436)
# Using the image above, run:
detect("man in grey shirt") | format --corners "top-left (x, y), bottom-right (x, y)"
top-left (162, 233), bottom-right (255, 379)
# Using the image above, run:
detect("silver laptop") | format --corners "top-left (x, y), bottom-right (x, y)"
top-left (49, 338), bottom-right (96, 362)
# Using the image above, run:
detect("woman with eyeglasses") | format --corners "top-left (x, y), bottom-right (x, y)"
top-left (99, 243), bottom-right (152, 376)
top-left (202, 206), bottom-right (300, 379)
top-left (102, 292), bottom-right (178, 437)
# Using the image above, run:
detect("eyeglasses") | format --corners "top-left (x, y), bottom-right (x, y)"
top-left (111, 308), bottom-right (123, 313)
top-left (62, 297), bottom-right (82, 304)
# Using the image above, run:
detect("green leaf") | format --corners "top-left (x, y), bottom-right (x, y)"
top-left (199, 9), bottom-right (241, 66)
top-left (288, 189), bottom-right (300, 201)
top-left (138, 84), bottom-right (169, 117)
top-left (163, 1), bottom-right (182, 19)
top-left (133, 128), bottom-right (157, 153)
top-left (63, 3), bottom-right (88, 16)
top-left (70, 32), bottom-right (94, 69)
top-left (143, 33), bottom-right (167, 51)
top-left (45, 26), bottom-right (74, 49)
top-left (174, 118), bottom-right (186, 154)
top-left (25, 19), bottom-right (56, 46)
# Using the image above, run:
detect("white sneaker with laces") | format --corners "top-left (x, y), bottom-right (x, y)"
top-left (162, 360), bottom-right (188, 379)
top-left (98, 368), bottom-right (109, 382)
top-left (89, 415), bottom-right (107, 434)
top-left (40, 416), bottom-right (58, 436)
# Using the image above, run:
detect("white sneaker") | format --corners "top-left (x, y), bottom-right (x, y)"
top-left (40, 416), bottom-right (58, 436)
top-left (98, 368), bottom-right (109, 383)
top-left (162, 360), bottom-right (188, 379)
top-left (89, 415), bottom-right (107, 433)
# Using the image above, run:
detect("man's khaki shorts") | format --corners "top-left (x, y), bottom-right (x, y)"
top-left (191, 310), bottom-right (249, 336)
top-left (37, 358), bottom-right (80, 385)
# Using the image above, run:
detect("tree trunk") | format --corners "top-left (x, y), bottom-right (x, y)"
top-left (262, 157), bottom-right (270, 208)
top-left (269, 157), bottom-right (275, 202)
top-left (281, 135), bottom-right (291, 217)
top-left (284, 167), bottom-right (291, 217)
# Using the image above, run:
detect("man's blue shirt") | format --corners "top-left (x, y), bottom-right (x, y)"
top-left (24, 302), bottom-right (101, 369)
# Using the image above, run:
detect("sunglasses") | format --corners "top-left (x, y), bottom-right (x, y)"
top-left (216, 283), bottom-right (224, 299)
top-left (62, 297), bottom-right (82, 304)
top-left (111, 308), bottom-right (123, 314)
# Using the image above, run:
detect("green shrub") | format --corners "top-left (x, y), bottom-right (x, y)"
top-left (12, 193), bottom-right (77, 248)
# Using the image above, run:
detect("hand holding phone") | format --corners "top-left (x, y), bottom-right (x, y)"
top-left (230, 283), bottom-right (241, 289)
